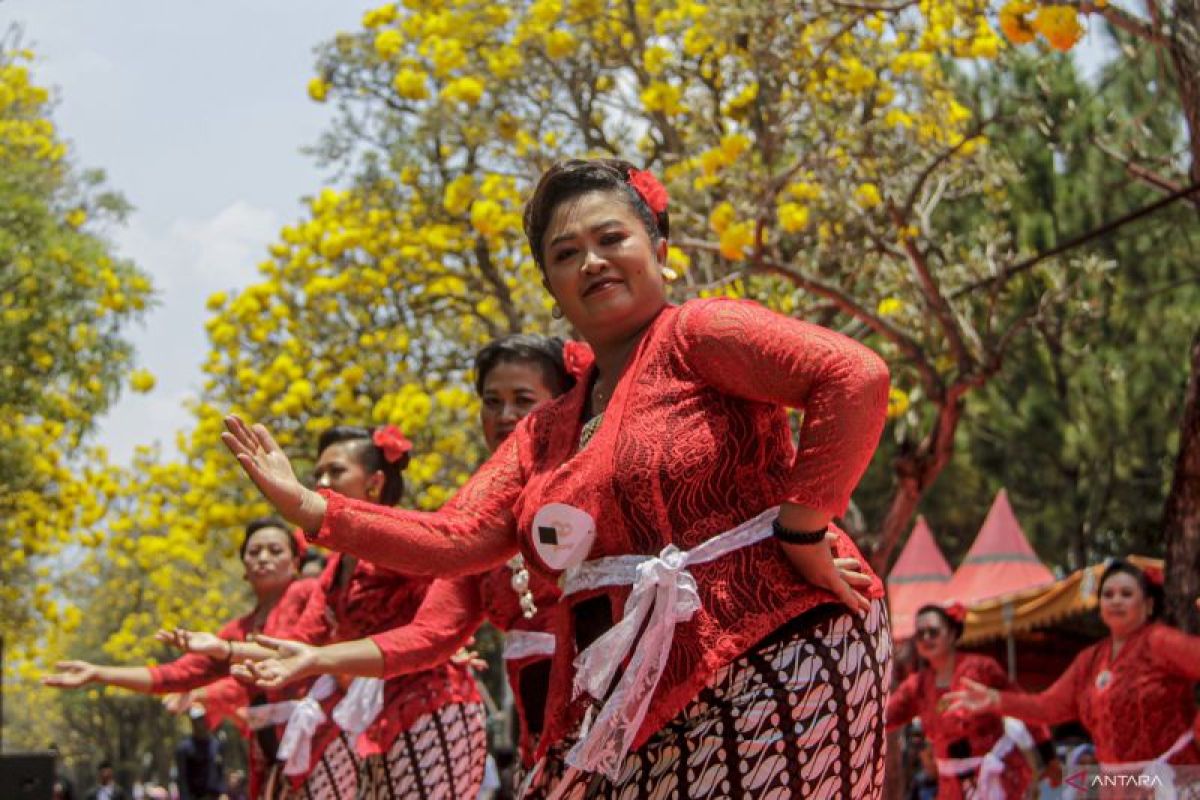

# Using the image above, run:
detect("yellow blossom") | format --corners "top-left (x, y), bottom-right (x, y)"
top-left (393, 68), bottom-right (430, 100)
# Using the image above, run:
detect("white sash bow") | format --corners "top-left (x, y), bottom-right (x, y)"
top-left (559, 506), bottom-right (777, 779)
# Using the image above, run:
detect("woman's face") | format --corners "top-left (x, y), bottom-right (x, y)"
top-left (480, 360), bottom-right (557, 452)
top-left (913, 611), bottom-right (955, 662)
top-left (1099, 572), bottom-right (1150, 636)
top-left (241, 526), bottom-right (298, 591)
top-left (313, 441), bottom-right (383, 503)
top-left (541, 190), bottom-right (668, 348)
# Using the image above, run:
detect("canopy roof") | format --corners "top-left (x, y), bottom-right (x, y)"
top-left (959, 555), bottom-right (1162, 646)
top-left (944, 490), bottom-right (1054, 605)
top-left (887, 516), bottom-right (953, 641)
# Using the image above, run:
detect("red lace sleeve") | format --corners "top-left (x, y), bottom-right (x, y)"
top-left (201, 676), bottom-right (251, 731)
top-left (997, 649), bottom-right (1085, 727)
top-left (1147, 624), bottom-right (1200, 681)
top-left (312, 430), bottom-right (525, 575)
top-left (369, 576), bottom-right (484, 678)
top-left (676, 298), bottom-right (890, 516)
top-left (886, 671), bottom-right (922, 731)
top-left (148, 618), bottom-right (243, 693)
top-left (973, 656), bottom-right (1052, 743)
top-left (284, 577), bottom-right (332, 645)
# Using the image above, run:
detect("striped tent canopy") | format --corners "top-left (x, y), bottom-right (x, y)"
top-left (945, 489), bottom-right (1054, 606)
top-left (887, 516), bottom-right (953, 641)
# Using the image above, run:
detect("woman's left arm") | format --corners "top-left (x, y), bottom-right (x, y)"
top-left (678, 299), bottom-right (889, 609)
top-left (677, 298), bottom-right (890, 519)
top-left (1148, 624), bottom-right (1200, 681)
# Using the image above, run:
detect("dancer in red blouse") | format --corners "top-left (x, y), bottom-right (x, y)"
top-left (43, 518), bottom-right (315, 798)
top-left (222, 158), bottom-right (891, 798)
top-left (948, 560), bottom-right (1200, 795)
top-left (216, 424), bottom-right (487, 799)
top-left (887, 603), bottom-right (1054, 798)
top-left (238, 336), bottom-right (575, 777)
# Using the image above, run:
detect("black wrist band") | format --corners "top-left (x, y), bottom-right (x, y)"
top-left (772, 518), bottom-right (828, 545)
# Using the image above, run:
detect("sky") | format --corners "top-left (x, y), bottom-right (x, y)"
top-left (5, 3), bottom-right (1116, 466)
top-left (5, 1), bottom-right (374, 464)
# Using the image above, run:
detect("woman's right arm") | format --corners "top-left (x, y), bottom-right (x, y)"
top-left (43, 662), bottom-right (156, 693)
top-left (948, 650), bottom-right (1084, 727)
top-left (224, 415), bottom-right (525, 576)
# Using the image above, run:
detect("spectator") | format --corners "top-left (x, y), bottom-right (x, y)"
top-left (86, 761), bottom-right (129, 800)
top-left (48, 743), bottom-right (75, 800)
top-left (220, 769), bottom-right (247, 800)
top-left (174, 708), bottom-right (225, 800)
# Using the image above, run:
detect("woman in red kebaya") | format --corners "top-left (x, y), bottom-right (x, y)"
top-left (254, 424), bottom-right (487, 799)
top-left (222, 158), bottom-right (891, 798)
top-left (43, 518), bottom-right (317, 799)
top-left (238, 335), bottom-right (575, 776)
top-left (948, 560), bottom-right (1200, 796)
top-left (887, 602), bottom-right (1055, 798)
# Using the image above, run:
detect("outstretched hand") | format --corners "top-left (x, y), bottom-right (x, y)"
top-left (155, 628), bottom-right (228, 659)
top-left (943, 677), bottom-right (999, 715)
top-left (43, 660), bottom-right (99, 688)
top-left (232, 634), bottom-right (318, 689)
top-left (221, 415), bottom-right (325, 532)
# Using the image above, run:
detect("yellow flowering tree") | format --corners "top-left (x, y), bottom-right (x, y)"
top-left (0, 44), bottom-right (154, 660)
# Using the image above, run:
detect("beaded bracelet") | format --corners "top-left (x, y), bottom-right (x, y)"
top-left (771, 518), bottom-right (828, 546)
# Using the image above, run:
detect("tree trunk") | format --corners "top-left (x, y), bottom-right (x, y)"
top-left (1162, 0), bottom-right (1200, 630)
top-left (1164, 328), bottom-right (1200, 631)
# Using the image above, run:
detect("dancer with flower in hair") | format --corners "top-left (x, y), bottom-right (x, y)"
top-left (948, 560), bottom-right (1200, 797)
top-left (236, 336), bottom-right (574, 780)
top-left (222, 158), bottom-right (891, 798)
top-left (173, 424), bottom-right (486, 799)
top-left (887, 602), bottom-right (1055, 798)
top-left (44, 518), bottom-right (317, 799)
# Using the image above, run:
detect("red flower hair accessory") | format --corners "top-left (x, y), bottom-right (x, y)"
top-left (372, 425), bottom-right (413, 463)
top-left (562, 340), bottom-right (595, 381)
top-left (626, 168), bottom-right (669, 216)
top-left (1142, 564), bottom-right (1164, 587)
top-left (942, 601), bottom-right (968, 624)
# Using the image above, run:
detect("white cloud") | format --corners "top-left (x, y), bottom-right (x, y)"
top-left (96, 201), bottom-right (283, 465)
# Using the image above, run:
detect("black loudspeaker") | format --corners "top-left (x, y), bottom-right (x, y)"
top-left (0, 752), bottom-right (55, 800)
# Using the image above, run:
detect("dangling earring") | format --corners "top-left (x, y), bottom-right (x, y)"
top-left (551, 303), bottom-right (564, 319)
top-left (662, 267), bottom-right (678, 282)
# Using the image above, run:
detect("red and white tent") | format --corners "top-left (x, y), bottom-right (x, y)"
top-left (945, 489), bottom-right (1054, 606)
top-left (887, 516), bottom-right (953, 641)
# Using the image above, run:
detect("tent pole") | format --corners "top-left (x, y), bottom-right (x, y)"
top-left (1003, 601), bottom-right (1017, 680)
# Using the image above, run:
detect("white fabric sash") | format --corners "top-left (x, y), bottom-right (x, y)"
top-left (558, 506), bottom-right (777, 780)
top-left (935, 716), bottom-right (1034, 796)
top-left (331, 677), bottom-right (385, 739)
top-left (1100, 730), bottom-right (1194, 800)
top-left (276, 674), bottom-right (338, 776)
top-left (502, 630), bottom-right (556, 662)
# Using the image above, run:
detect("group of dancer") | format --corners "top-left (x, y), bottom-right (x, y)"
top-left (41, 157), bottom-right (1200, 799)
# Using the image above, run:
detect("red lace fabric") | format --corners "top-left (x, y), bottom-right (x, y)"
top-left (887, 653), bottom-right (1050, 799)
top-left (147, 578), bottom-right (318, 800)
top-left (314, 297), bottom-right (889, 756)
top-left (283, 553), bottom-right (481, 775)
top-left (149, 577), bottom-right (319, 692)
top-left (998, 623), bottom-right (1200, 764)
top-left (369, 566), bottom-right (561, 765)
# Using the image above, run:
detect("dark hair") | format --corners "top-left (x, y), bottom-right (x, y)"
top-left (474, 334), bottom-right (575, 397)
top-left (317, 425), bottom-right (408, 506)
top-left (915, 603), bottom-right (964, 642)
top-left (523, 158), bottom-right (669, 272)
top-left (239, 517), bottom-right (297, 560)
top-left (98, 760), bottom-right (113, 771)
top-left (1099, 559), bottom-right (1162, 620)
